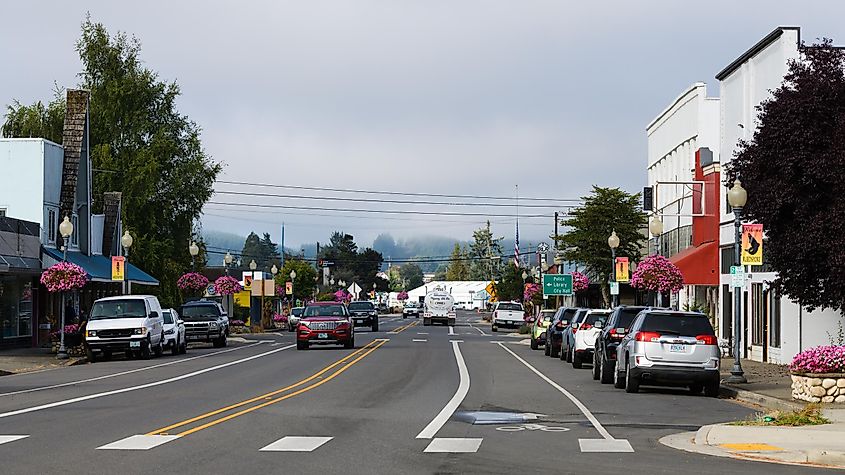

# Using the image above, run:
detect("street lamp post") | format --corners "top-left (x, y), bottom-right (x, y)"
top-left (57, 216), bottom-right (74, 360)
top-left (249, 260), bottom-right (257, 328)
top-left (649, 215), bottom-right (664, 306)
top-left (608, 230), bottom-right (620, 309)
top-left (289, 269), bottom-right (296, 307)
top-left (271, 264), bottom-right (278, 313)
top-left (189, 241), bottom-right (199, 271)
top-left (121, 231), bottom-right (133, 295)
top-left (373, 282), bottom-right (377, 302)
top-left (726, 179), bottom-right (748, 384)
top-left (224, 251), bottom-right (233, 276)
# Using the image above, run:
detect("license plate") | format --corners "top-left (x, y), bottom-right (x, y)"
top-left (669, 344), bottom-right (685, 353)
top-left (188, 335), bottom-right (202, 340)
top-left (318, 333), bottom-right (328, 339)
top-left (355, 319), bottom-right (363, 323)
top-left (130, 341), bottom-right (140, 348)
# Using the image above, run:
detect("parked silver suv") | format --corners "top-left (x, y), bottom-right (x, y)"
top-left (614, 310), bottom-right (720, 397)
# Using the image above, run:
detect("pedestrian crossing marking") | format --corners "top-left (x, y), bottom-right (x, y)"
top-left (97, 435), bottom-right (180, 450)
top-left (0, 435), bottom-right (28, 446)
top-left (260, 436), bottom-right (333, 452)
top-left (412, 339), bottom-right (427, 342)
top-left (424, 438), bottom-right (482, 453)
top-left (578, 438), bottom-right (634, 453)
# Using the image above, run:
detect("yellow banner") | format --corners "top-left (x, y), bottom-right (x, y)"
top-left (234, 290), bottom-right (251, 308)
top-left (615, 257), bottom-right (629, 283)
top-left (111, 256), bottom-right (125, 281)
top-left (741, 224), bottom-right (763, 266)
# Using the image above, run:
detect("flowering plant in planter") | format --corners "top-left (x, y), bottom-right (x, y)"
top-left (50, 324), bottom-right (81, 339)
top-left (397, 291), bottom-right (409, 301)
top-left (40, 262), bottom-right (88, 293)
top-left (790, 346), bottom-right (845, 374)
top-left (177, 272), bottom-right (209, 291)
top-left (213, 276), bottom-right (242, 295)
top-left (230, 320), bottom-right (245, 327)
top-left (630, 255), bottom-right (684, 293)
top-left (272, 313), bottom-right (287, 323)
top-left (571, 271), bottom-right (589, 292)
top-left (523, 283), bottom-right (541, 302)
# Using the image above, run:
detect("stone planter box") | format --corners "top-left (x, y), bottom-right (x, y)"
top-left (791, 373), bottom-right (845, 403)
top-left (230, 325), bottom-right (249, 334)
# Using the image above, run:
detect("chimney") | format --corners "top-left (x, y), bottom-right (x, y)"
top-left (102, 192), bottom-right (122, 256)
top-left (58, 89), bottom-right (90, 247)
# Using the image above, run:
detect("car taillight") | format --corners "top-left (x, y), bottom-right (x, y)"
top-left (696, 334), bottom-right (717, 345)
top-left (581, 323), bottom-right (592, 331)
top-left (635, 331), bottom-right (661, 342)
top-left (555, 322), bottom-right (564, 329)
top-left (609, 328), bottom-right (624, 340)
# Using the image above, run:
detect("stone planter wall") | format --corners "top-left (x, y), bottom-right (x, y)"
top-left (791, 373), bottom-right (845, 403)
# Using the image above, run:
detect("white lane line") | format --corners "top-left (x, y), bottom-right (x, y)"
top-left (495, 342), bottom-right (633, 452)
top-left (0, 435), bottom-right (29, 445)
top-left (471, 325), bottom-right (487, 336)
top-left (448, 326), bottom-right (455, 336)
top-left (0, 345), bottom-right (296, 420)
top-left (260, 436), bottom-right (333, 452)
top-left (97, 435), bottom-right (180, 450)
top-left (412, 339), bottom-right (428, 342)
top-left (416, 332), bottom-right (429, 335)
top-left (416, 341), bottom-right (469, 439)
top-left (0, 342), bottom-right (268, 397)
top-left (424, 438), bottom-right (482, 453)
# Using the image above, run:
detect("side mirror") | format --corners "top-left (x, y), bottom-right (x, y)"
top-left (526, 317), bottom-right (536, 324)
top-left (149, 311), bottom-right (160, 319)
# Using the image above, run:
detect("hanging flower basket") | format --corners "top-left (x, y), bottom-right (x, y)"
top-left (630, 255), bottom-right (684, 293)
top-left (177, 272), bottom-right (209, 291)
top-left (40, 262), bottom-right (88, 293)
top-left (571, 271), bottom-right (590, 292)
top-left (397, 291), bottom-right (409, 301)
top-left (213, 276), bottom-right (242, 295)
top-left (523, 283), bottom-right (541, 302)
top-left (334, 289), bottom-right (351, 302)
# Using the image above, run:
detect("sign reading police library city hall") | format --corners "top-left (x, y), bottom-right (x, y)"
top-left (741, 224), bottom-right (764, 266)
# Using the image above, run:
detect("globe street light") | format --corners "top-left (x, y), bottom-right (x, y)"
top-left (224, 251), bottom-right (233, 276)
top-left (608, 230), bottom-right (620, 308)
top-left (57, 216), bottom-right (74, 360)
top-left (726, 179), bottom-right (748, 384)
top-left (121, 231), bottom-right (133, 296)
top-left (249, 259), bottom-right (257, 271)
top-left (59, 216), bottom-right (74, 261)
top-left (189, 241), bottom-right (199, 271)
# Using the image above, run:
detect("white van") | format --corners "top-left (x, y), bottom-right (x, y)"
top-left (85, 295), bottom-right (165, 362)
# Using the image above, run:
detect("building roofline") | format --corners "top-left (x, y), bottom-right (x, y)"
top-left (715, 26), bottom-right (801, 80)
top-left (0, 137), bottom-right (63, 148)
top-left (646, 82), bottom-right (711, 132)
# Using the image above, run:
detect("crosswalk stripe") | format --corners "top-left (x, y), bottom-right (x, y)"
top-left (423, 438), bottom-right (482, 453)
top-left (260, 436), bottom-right (333, 452)
top-left (97, 435), bottom-right (180, 450)
top-left (412, 339), bottom-right (427, 342)
top-left (0, 435), bottom-right (28, 446)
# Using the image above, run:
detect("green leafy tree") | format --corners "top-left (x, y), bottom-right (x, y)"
top-left (556, 186), bottom-right (646, 307)
top-left (494, 263), bottom-right (525, 302)
top-left (726, 40), bottom-right (845, 312)
top-left (387, 266), bottom-right (404, 291)
top-left (3, 18), bottom-right (221, 307)
top-left (433, 263), bottom-right (448, 281)
top-left (468, 221), bottom-right (503, 280)
top-left (399, 263), bottom-right (424, 290)
top-left (446, 243), bottom-right (470, 280)
top-left (276, 258), bottom-right (317, 303)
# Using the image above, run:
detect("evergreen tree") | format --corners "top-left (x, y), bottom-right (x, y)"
top-left (446, 243), bottom-right (470, 280)
top-left (468, 221), bottom-right (503, 280)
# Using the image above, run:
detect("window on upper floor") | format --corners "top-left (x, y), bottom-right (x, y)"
top-left (71, 215), bottom-right (78, 246)
top-left (47, 209), bottom-right (56, 244)
top-left (0, 208), bottom-right (6, 218)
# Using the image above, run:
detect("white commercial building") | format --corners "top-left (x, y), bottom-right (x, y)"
top-left (406, 281), bottom-right (489, 310)
top-left (717, 26), bottom-right (841, 365)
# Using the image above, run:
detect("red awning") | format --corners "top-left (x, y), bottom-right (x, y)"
top-left (669, 241), bottom-right (719, 286)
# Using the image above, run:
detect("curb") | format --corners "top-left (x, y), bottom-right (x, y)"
top-left (719, 384), bottom-right (803, 412)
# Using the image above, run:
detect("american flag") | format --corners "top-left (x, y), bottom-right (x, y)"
top-left (513, 219), bottom-right (520, 266)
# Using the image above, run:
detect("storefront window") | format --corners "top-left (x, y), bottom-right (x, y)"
top-left (0, 277), bottom-right (33, 339)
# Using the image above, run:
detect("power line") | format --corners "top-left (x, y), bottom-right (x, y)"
top-left (206, 201), bottom-right (552, 218)
top-left (216, 180), bottom-right (583, 203)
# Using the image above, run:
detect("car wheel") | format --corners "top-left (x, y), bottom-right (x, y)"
top-left (624, 361), bottom-right (639, 393)
top-left (403, 314), bottom-right (407, 319)
top-left (544, 341), bottom-right (551, 356)
top-left (592, 352), bottom-right (600, 380)
top-left (564, 344), bottom-right (572, 363)
top-left (372, 320), bottom-right (379, 332)
top-left (86, 347), bottom-right (96, 363)
top-left (152, 336), bottom-right (164, 358)
top-left (600, 354), bottom-right (614, 384)
top-left (221, 332), bottom-right (228, 347)
top-left (704, 381), bottom-right (720, 398)
top-left (296, 340), bottom-right (308, 350)
top-left (689, 384), bottom-right (703, 395)
top-left (140, 340), bottom-right (152, 360)
top-left (614, 360), bottom-right (626, 389)
top-left (344, 337), bottom-right (354, 349)
top-left (572, 351), bottom-right (582, 369)
top-left (180, 338), bottom-right (188, 354)
top-left (491, 323), bottom-right (498, 332)
top-left (530, 338), bottom-right (538, 350)
top-left (171, 337), bottom-right (180, 356)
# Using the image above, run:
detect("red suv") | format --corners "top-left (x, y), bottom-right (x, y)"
top-left (296, 302), bottom-right (355, 350)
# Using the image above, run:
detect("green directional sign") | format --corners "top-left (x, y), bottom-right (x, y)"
top-left (543, 274), bottom-right (573, 296)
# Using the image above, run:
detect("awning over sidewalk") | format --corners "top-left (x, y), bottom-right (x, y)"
top-left (669, 241), bottom-right (719, 286)
top-left (42, 248), bottom-right (158, 286)
top-left (0, 254), bottom-right (41, 274)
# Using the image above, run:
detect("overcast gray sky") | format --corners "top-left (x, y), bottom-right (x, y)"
top-left (3, 1), bottom-right (845, 249)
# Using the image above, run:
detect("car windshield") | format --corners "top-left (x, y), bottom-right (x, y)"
top-left (304, 305), bottom-right (346, 317)
top-left (583, 312), bottom-right (609, 326)
top-left (571, 309), bottom-right (588, 324)
top-left (162, 311), bottom-right (174, 324)
top-left (615, 308), bottom-right (646, 329)
top-left (90, 299), bottom-right (147, 320)
top-left (291, 308), bottom-right (304, 316)
top-left (539, 311), bottom-right (555, 322)
top-left (559, 308), bottom-right (577, 322)
top-left (180, 305), bottom-right (220, 320)
top-left (498, 303), bottom-right (523, 311)
top-left (641, 313), bottom-right (715, 336)
top-left (348, 302), bottom-right (374, 311)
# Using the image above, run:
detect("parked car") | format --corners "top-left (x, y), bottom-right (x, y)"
top-left (530, 309), bottom-right (556, 350)
top-left (297, 302), bottom-right (354, 350)
top-left (403, 302), bottom-right (421, 319)
top-left (85, 295), bottom-right (165, 362)
top-left (377, 302), bottom-right (389, 314)
top-left (569, 309), bottom-right (610, 368)
top-left (593, 306), bottom-right (650, 383)
top-left (288, 306), bottom-right (304, 331)
top-left (614, 310), bottom-right (720, 396)
top-left (162, 308), bottom-right (187, 356)
top-left (561, 308), bottom-right (590, 362)
top-left (491, 301), bottom-right (525, 332)
top-left (348, 301), bottom-right (379, 331)
top-left (179, 300), bottom-right (229, 348)
top-left (546, 307), bottom-right (577, 358)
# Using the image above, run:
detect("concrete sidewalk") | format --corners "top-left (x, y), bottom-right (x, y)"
top-left (0, 347), bottom-right (85, 376)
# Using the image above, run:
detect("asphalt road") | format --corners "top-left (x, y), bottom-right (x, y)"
top-left (0, 311), bottom-right (835, 474)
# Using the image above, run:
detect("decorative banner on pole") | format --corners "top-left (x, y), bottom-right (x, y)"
top-left (111, 256), bottom-right (125, 281)
top-left (234, 290), bottom-right (251, 308)
top-left (242, 272), bottom-right (253, 291)
top-left (285, 281), bottom-right (293, 295)
top-left (741, 224), bottom-right (763, 266)
top-left (615, 257), bottom-right (629, 283)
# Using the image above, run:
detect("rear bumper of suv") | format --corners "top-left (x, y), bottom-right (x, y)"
top-left (630, 365), bottom-right (720, 385)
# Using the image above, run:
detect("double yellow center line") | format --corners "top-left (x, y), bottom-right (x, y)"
top-left (147, 338), bottom-right (387, 437)
top-left (390, 320), bottom-right (419, 334)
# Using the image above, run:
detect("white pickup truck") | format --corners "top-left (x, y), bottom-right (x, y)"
top-left (423, 289), bottom-right (456, 326)
top-left (491, 301), bottom-right (525, 332)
